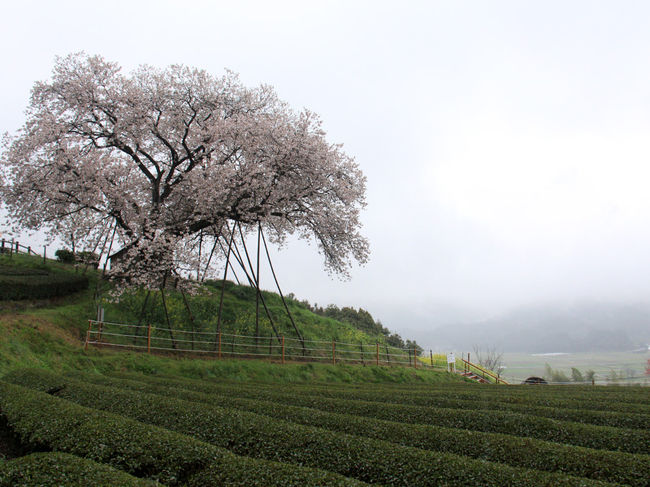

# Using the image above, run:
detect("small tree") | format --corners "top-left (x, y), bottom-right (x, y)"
top-left (472, 345), bottom-right (504, 373)
top-left (570, 367), bottom-right (584, 383)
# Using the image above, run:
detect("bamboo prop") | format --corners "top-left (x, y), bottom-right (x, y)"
top-left (236, 223), bottom-right (282, 344)
top-left (215, 221), bottom-right (237, 350)
top-left (200, 223), bottom-right (225, 282)
top-left (179, 287), bottom-right (197, 351)
top-left (197, 229), bottom-right (203, 281)
top-left (216, 239), bottom-right (241, 285)
top-left (159, 274), bottom-right (177, 350)
top-left (260, 227), bottom-right (306, 355)
top-left (229, 238), bottom-right (256, 287)
top-left (255, 223), bottom-right (261, 350)
top-left (132, 289), bottom-right (151, 345)
top-left (82, 217), bottom-right (110, 275)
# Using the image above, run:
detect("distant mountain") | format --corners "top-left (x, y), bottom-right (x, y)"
top-left (429, 302), bottom-right (650, 353)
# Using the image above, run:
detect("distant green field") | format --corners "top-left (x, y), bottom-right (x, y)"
top-left (501, 351), bottom-right (649, 385)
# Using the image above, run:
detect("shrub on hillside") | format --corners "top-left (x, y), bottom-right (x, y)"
top-left (54, 249), bottom-right (75, 263)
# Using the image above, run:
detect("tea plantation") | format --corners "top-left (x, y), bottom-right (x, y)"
top-left (1, 368), bottom-right (648, 486)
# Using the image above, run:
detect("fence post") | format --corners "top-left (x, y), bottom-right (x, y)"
top-left (430, 350), bottom-right (433, 366)
top-left (332, 340), bottom-right (336, 365)
top-left (218, 331), bottom-right (222, 359)
top-left (15, 242), bottom-right (19, 253)
top-left (84, 320), bottom-right (92, 350)
top-left (147, 324), bottom-right (152, 353)
top-left (282, 336), bottom-right (285, 364)
top-left (1, 239), bottom-right (4, 252)
top-left (43, 246), bottom-right (46, 264)
top-left (27, 246), bottom-right (31, 255)
top-left (413, 348), bottom-right (417, 368)
top-left (376, 343), bottom-right (379, 366)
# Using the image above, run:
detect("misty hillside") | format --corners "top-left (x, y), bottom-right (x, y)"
top-left (431, 302), bottom-right (650, 353)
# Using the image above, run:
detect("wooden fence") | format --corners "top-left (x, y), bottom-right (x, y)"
top-left (84, 320), bottom-right (450, 369)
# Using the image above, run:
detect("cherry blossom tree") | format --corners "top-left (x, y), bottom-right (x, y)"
top-left (1, 53), bottom-right (368, 288)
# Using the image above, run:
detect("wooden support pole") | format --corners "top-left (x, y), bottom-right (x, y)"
top-left (43, 246), bottom-right (46, 264)
top-left (430, 350), bottom-right (433, 366)
top-left (376, 343), bottom-right (379, 366)
top-left (332, 340), bottom-right (336, 365)
top-left (282, 336), bottom-right (285, 364)
top-left (84, 320), bottom-right (92, 350)
top-left (147, 324), bottom-right (152, 353)
top-left (413, 348), bottom-right (417, 368)
top-left (218, 331), bottom-right (222, 359)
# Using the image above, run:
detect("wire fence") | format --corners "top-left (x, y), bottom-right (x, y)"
top-left (84, 320), bottom-right (451, 369)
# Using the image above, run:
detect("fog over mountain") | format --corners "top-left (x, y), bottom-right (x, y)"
top-left (417, 302), bottom-right (650, 353)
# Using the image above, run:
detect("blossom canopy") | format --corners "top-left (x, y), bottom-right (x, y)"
top-left (1, 54), bottom-right (368, 285)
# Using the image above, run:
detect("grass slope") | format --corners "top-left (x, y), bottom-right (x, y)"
top-left (0, 253), bottom-right (458, 384)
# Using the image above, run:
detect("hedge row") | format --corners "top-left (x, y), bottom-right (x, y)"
top-left (4, 370), bottom-right (617, 486)
top-left (237, 379), bottom-right (650, 414)
top-left (101, 372), bottom-right (650, 454)
top-left (109, 372), bottom-right (650, 430)
top-left (66, 371), bottom-right (650, 486)
top-left (0, 381), bottom-right (368, 487)
top-left (0, 272), bottom-right (88, 300)
top-left (253, 376), bottom-right (650, 404)
top-left (0, 452), bottom-right (156, 487)
top-left (305, 380), bottom-right (650, 403)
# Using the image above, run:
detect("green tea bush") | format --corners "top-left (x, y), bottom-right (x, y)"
top-left (54, 249), bottom-right (75, 263)
top-left (102, 371), bottom-right (650, 454)
top-left (0, 452), bottom-right (156, 487)
top-left (4, 370), bottom-right (615, 487)
top-left (112, 372), bottom-right (650, 430)
top-left (0, 381), bottom-right (366, 486)
top-left (79, 373), bottom-right (649, 486)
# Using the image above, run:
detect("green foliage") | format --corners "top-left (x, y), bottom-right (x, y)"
top-left (51, 370), bottom-right (650, 487)
top-left (54, 249), bottom-right (75, 263)
top-left (107, 370), bottom-right (650, 430)
top-left (0, 255), bottom-right (89, 300)
top-left (76, 251), bottom-right (100, 268)
top-left (544, 363), bottom-right (571, 383)
top-left (2, 370), bottom-right (620, 486)
top-left (0, 452), bottom-right (156, 486)
top-left (0, 380), bottom-right (366, 486)
top-left (571, 367), bottom-right (584, 382)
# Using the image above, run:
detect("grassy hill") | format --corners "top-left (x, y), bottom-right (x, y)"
top-left (0, 252), bottom-right (448, 383)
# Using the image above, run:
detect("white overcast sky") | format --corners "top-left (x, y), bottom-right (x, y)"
top-left (2, 1), bottom-right (650, 342)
